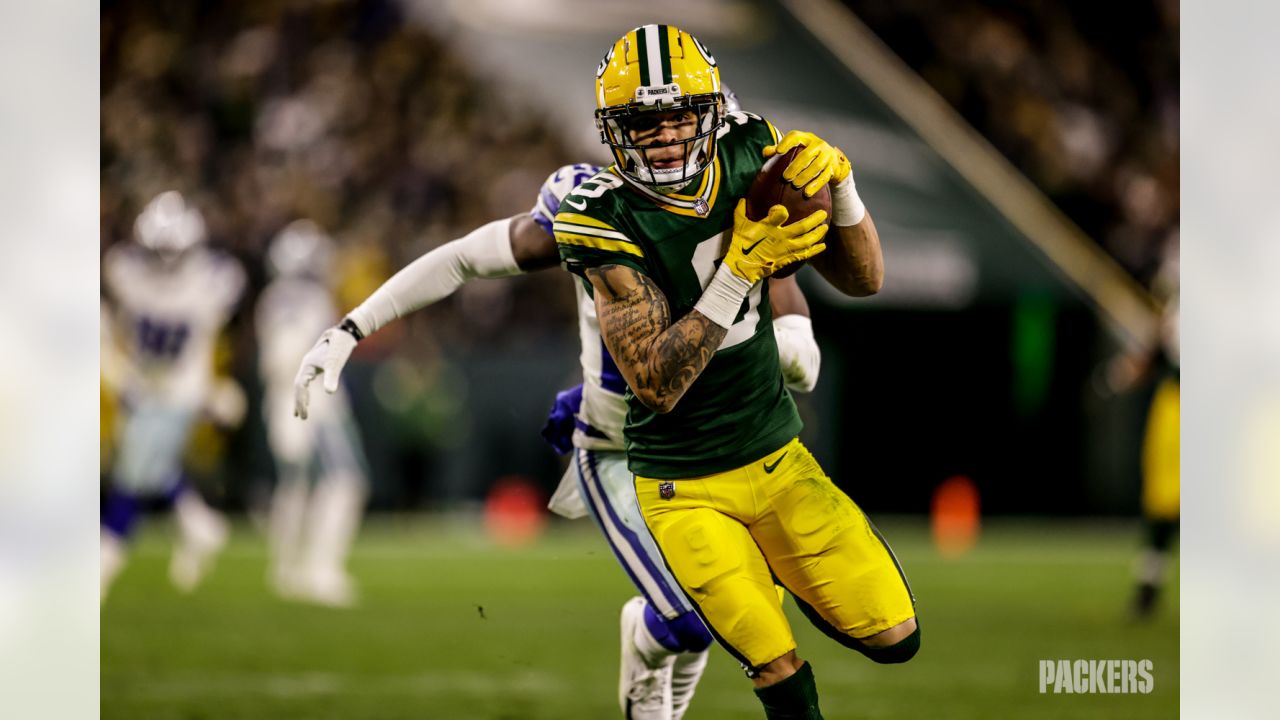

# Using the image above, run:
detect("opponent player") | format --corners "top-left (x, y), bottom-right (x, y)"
top-left (293, 102), bottom-right (822, 720)
top-left (554, 25), bottom-right (919, 719)
top-left (101, 190), bottom-right (246, 599)
top-left (257, 220), bottom-right (369, 607)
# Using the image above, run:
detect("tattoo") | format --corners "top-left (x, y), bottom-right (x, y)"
top-left (587, 264), bottom-right (728, 412)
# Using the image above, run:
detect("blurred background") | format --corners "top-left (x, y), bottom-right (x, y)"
top-left (98, 0), bottom-right (1180, 717)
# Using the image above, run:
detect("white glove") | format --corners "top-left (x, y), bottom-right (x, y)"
top-left (293, 325), bottom-right (358, 419)
top-left (773, 314), bottom-right (821, 393)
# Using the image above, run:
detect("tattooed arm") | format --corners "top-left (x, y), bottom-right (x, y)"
top-left (585, 264), bottom-right (728, 414)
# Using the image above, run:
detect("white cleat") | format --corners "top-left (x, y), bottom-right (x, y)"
top-left (670, 649), bottom-right (709, 720)
top-left (271, 567), bottom-right (358, 608)
top-left (298, 570), bottom-right (359, 609)
top-left (169, 493), bottom-right (229, 593)
top-left (619, 597), bottom-right (674, 720)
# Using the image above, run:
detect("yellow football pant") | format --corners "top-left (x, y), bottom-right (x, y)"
top-left (635, 437), bottom-right (915, 669)
top-left (1142, 377), bottom-right (1180, 520)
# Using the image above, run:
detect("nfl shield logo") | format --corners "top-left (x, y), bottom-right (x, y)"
top-left (659, 481), bottom-right (675, 500)
top-left (693, 198), bottom-right (710, 216)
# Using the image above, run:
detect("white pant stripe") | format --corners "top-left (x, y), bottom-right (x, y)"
top-left (576, 449), bottom-right (687, 618)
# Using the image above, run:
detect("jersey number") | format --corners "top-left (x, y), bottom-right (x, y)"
top-left (690, 233), bottom-right (762, 350)
top-left (569, 173), bottom-right (624, 201)
top-left (136, 317), bottom-right (190, 360)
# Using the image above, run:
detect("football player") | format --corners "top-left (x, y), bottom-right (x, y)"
top-left (553, 25), bottom-right (920, 719)
top-left (101, 191), bottom-right (246, 599)
top-left (1103, 237), bottom-right (1179, 619)
top-left (293, 94), bottom-right (821, 720)
top-left (257, 220), bottom-right (369, 607)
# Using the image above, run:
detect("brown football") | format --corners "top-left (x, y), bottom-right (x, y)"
top-left (744, 146), bottom-right (832, 278)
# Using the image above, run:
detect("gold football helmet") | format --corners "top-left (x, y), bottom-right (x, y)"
top-left (595, 24), bottom-right (725, 189)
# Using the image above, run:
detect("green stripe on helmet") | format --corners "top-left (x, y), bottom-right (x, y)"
top-left (657, 25), bottom-right (672, 85)
top-left (635, 29), bottom-right (650, 86)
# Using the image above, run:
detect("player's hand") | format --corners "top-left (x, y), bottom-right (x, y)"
top-left (293, 326), bottom-right (357, 419)
top-left (723, 199), bottom-right (829, 283)
top-left (763, 130), bottom-right (852, 198)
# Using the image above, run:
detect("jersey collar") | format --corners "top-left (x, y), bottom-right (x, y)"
top-left (611, 157), bottom-right (721, 218)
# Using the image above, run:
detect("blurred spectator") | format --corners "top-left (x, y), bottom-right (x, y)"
top-left (847, 0), bottom-right (1179, 285)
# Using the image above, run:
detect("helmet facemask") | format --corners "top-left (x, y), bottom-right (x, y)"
top-left (597, 90), bottom-right (724, 192)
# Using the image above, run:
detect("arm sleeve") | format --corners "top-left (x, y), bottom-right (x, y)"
top-left (346, 217), bottom-right (520, 336)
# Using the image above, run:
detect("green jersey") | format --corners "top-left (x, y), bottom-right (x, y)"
top-left (554, 111), bottom-right (802, 478)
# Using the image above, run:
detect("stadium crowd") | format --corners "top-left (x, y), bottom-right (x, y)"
top-left (846, 0), bottom-right (1180, 284)
top-left (101, 0), bottom-right (579, 351)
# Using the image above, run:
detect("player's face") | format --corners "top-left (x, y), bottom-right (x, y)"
top-left (625, 109), bottom-right (698, 169)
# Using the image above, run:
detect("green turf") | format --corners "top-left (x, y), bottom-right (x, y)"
top-left (102, 516), bottom-right (1178, 719)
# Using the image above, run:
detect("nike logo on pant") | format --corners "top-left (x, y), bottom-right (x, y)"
top-left (764, 451), bottom-right (788, 474)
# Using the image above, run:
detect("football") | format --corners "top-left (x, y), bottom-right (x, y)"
top-left (744, 146), bottom-right (832, 278)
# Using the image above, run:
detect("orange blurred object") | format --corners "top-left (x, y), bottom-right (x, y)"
top-left (484, 475), bottom-right (547, 547)
top-left (931, 475), bottom-right (981, 557)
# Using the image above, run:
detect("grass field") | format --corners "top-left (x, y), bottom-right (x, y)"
top-left (101, 515), bottom-right (1178, 719)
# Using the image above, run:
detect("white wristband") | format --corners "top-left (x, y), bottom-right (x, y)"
top-left (831, 175), bottom-right (866, 227)
top-left (347, 217), bottom-right (520, 335)
top-left (694, 263), bottom-right (754, 329)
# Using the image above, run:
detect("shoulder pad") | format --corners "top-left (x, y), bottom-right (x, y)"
top-left (716, 110), bottom-right (778, 143)
top-left (531, 163), bottom-right (603, 235)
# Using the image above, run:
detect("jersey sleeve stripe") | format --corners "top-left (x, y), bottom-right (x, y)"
top-left (765, 120), bottom-right (782, 144)
top-left (556, 232), bottom-right (645, 258)
top-left (553, 223), bottom-right (633, 243)
top-left (553, 212), bottom-right (619, 232)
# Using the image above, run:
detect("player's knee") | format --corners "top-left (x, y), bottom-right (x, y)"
top-left (101, 488), bottom-right (141, 538)
top-left (666, 611), bottom-right (713, 652)
top-left (646, 604), bottom-right (713, 653)
top-left (860, 622), bottom-right (920, 665)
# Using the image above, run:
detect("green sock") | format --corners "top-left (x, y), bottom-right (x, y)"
top-left (754, 661), bottom-right (823, 720)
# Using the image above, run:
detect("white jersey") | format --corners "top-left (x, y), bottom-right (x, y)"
top-left (256, 278), bottom-right (337, 394)
top-left (256, 276), bottom-right (355, 463)
top-left (102, 244), bottom-right (245, 408)
top-left (532, 163), bottom-right (627, 452)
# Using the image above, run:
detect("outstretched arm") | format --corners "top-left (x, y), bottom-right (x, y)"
top-left (345, 214), bottom-right (552, 336)
top-left (585, 264), bottom-right (727, 414)
top-left (294, 214), bottom-right (555, 418)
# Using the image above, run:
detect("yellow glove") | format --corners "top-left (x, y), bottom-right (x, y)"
top-left (762, 130), bottom-right (852, 198)
top-left (723, 199), bottom-right (829, 283)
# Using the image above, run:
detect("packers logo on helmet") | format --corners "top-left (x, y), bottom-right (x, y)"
top-left (594, 24), bottom-right (725, 190)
